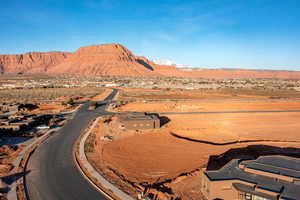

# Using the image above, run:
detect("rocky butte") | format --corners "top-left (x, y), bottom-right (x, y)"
top-left (1, 43), bottom-right (300, 79)
top-left (47, 44), bottom-right (159, 77)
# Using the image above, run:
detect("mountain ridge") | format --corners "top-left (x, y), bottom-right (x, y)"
top-left (1, 43), bottom-right (300, 79)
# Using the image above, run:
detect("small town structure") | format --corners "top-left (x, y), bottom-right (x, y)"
top-left (201, 155), bottom-right (300, 200)
top-left (0, 103), bottom-right (37, 114)
top-left (117, 112), bottom-right (160, 130)
top-left (0, 114), bottom-right (52, 134)
top-left (0, 103), bottom-right (20, 113)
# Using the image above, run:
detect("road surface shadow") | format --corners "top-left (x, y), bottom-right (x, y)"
top-left (1, 170), bottom-right (31, 185)
top-left (206, 145), bottom-right (300, 170)
top-left (0, 136), bottom-right (31, 146)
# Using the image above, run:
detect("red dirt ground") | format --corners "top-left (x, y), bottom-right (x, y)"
top-left (87, 89), bottom-right (300, 199)
top-left (88, 111), bottom-right (300, 199)
top-left (117, 100), bottom-right (300, 113)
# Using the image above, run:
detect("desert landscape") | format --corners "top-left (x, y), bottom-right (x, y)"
top-left (1, 63), bottom-right (300, 200)
top-left (2, 1), bottom-right (300, 199)
top-left (1, 44), bottom-right (300, 200)
top-left (83, 86), bottom-right (300, 200)
top-left (0, 78), bottom-right (106, 200)
top-left (2, 44), bottom-right (300, 79)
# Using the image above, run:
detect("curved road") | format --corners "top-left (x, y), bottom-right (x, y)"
top-left (25, 90), bottom-right (117, 200)
top-left (25, 87), bottom-right (300, 200)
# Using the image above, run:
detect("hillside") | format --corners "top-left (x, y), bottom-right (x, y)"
top-left (47, 44), bottom-right (159, 76)
top-left (0, 52), bottom-right (71, 74)
top-left (1, 43), bottom-right (300, 79)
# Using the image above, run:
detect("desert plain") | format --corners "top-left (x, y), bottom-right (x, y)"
top-left (86, 87), bottom-right (300, 200)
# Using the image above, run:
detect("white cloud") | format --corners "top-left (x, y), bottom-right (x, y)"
top-left (153, 58), bottom-right (194, 69)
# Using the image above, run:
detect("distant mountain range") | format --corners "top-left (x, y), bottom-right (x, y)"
top-left (1, 43), bottom-right (300, 79)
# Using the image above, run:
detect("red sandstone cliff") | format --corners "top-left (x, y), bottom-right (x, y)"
top-left (47, 44), bottom-right (159, 77)
top-left (1, 43), bottom-right (300, 79)
top-left (0, 52), bottom-right (71, 74)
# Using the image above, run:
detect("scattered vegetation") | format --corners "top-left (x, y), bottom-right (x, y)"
top-left (0, 87), bottom-right (103, 103)
top-left (84, 134), bottom-right (96, 153)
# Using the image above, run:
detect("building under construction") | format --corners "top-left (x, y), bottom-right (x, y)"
top-left (117, 112), bottom-right (160, 130)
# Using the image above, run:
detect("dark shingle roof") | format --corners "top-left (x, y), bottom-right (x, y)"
top-left (204, 155), bottom-right (300, 200)
top-left (243, 155), bottom-right (300, 179)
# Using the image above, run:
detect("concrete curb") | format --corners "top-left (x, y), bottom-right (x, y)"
top-left (7, 128), bottom-right (57, 200)
top-left (7, 107), bottom-right (79, 200)
top-left (74, 117), bottom-right (135, 200)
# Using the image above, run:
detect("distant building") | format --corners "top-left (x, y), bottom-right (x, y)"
top-left (105, 83), bottom-right (121, 87)
top-left (201, 155), bottom-right (300, 200)
top-left (0, 103), bottom-right (20, 113)
top-left (117, 112), bottom-right (160, 130)
top-left (0, 114), bottom-right (52, 134)
top-left (0, 103), bottom-right (37, 113)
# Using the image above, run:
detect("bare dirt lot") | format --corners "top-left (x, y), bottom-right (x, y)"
top-left (88, 111), bottom-right (300, 200)
top-left (0, 87), bottom-right (103, 103)
top-left (164, 113), bottom-right (300, 143)
top-left (26, 103), bottom-right (70, 114)
top-left (118, 87), bottom-right (300, 101)
top-left (87, 88), bottom-right (300, 200)
top-left (0, 145), bottom-right (23, 176)
top-left (117, 100), bottom-right (300, 113)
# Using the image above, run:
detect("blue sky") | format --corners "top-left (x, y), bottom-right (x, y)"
top-left (1, 0), bottom-right (300, 70)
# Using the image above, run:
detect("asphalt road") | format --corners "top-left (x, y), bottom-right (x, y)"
top-left (25, 87), bottom-right (299, 200)
top-left (25, 90), bottom-right (117, 200)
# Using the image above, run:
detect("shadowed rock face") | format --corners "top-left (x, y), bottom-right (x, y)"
top-left (1, 43), bottom-right (300, 79)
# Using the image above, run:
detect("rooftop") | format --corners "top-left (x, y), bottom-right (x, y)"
top-left (243, 155), bottom-right (300, 179)
top-left (204, 155), bottom-right (300, 200)
top-left (118, 112), bottom-right (159, 121)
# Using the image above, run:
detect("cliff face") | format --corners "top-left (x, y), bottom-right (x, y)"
top-left (1, 43), bottom-right (300, 79)
top-left (0, 52), bottom-right (71, 74)
top-left (47, 44), bottom-right (159, 76)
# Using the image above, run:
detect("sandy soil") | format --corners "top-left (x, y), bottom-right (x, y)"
top-left (117, 100), bottom-right (300, 113)
top-left (165, 113), bottom-right (300, 143)
top-left (27, 103), bottom-right (70, 114)
top-left (87, 89), bottom-right (300, 199)
top-left (90, 89), bottom-right (113, 101)
top-left (92, 128), bottom-right (300, 199)
top-left (119, 88), bottom-right (261, 101)
top-left (88, 110), bottom-right (300, 199)
top-left (118, 87), bottom-right (300, 101)
top-left (0, 145), bottom-right (23, 176)
top-left (101, 132), bottom-right (300, 183)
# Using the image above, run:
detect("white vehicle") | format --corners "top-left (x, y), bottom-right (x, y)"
top-left (36, 125), bottom-right (50, 130)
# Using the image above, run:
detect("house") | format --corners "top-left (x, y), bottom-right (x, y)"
top-left (201, 155), bottom-right (300, 200)
top-left (0, 114), bottom-right (52, 134)
top-left (0, 103), bottom-right (20, 113)
top-left (117, 112), bottom-right (160, 130)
